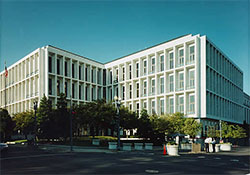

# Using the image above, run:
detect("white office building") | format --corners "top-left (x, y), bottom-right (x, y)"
top-left (1, 34), bottom-right (249, 135)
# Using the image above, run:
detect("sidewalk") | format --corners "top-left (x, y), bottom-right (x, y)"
top-left (38, 144), bottom-right (250, 156)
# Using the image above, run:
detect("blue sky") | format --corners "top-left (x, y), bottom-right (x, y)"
top-left (0, 0), bottom-right (249, 94)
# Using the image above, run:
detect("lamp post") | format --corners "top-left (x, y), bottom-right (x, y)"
top-left (33, 101), bottom-right (38, 146)
top-left (114, 96), bottom-right (121, 150)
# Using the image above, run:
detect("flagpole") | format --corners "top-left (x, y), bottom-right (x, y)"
top-left (4, 61), bottom-right (7, 109)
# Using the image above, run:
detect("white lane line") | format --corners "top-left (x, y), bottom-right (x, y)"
top-left (230, 159), bottom-right (239, 162)
top-left (214, 157), bottom-right (221, 160)
top-left (145, 169), bottom-right (159, 174)
top-left (1, 153), bottom-right (74, 160)
top-left (197, 156), bottom-right (205, 158)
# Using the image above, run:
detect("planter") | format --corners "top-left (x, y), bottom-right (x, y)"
top-left (192, 143), bottom-right (201, 153)
top-left (145, 143), bottom-right (153, 150)
top-left (180, 143), bottom-right (192, 150)
top-left (167, 145), bottom-right (179, 156)
top-left (215, 144), bottom-right (220, 152)
top-left (108, 142), bottom-right (117, 150)
top-left (134, 143), bottom-right (143, 150)
top-left (122, 143), bottom-right (132, 151)
top-left (92, 139), bottom-right (100, 146)
top-left (220, 143), bottom-right (232, 151)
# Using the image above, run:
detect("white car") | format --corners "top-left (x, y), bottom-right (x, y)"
top-left (0, 143), bottom-right (8, 151)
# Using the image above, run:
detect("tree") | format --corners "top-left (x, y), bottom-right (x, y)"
top-left (217, 122), bottom-right (247, 142)
top-left (164, 112), bottom-right (185, 136)
top-left (183, 118), bottom-right (202, 139)
top-left (37, 95), bottom-right (54, 139)
top-left (137, 109), bottom-right (153, 138)
top-left (12, 111), bottom-right (34, 139)
top-left (54, 93), bottom-right (70, 140)
top-left (0, 108), bottom-right (14, 142)
top-left (120, 106), bottom-right (137, 130)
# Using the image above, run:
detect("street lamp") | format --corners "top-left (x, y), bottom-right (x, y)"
top-left (114, 96), bottom-right (121, 150)
top-left (33, 101), bottom-right (38, 146)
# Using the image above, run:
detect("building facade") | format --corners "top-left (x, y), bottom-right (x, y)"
top-left (1, 34), bottom-right (249, 135)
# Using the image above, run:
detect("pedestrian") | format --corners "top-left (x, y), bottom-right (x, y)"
top-left (212, 138), bottom-right (216, 153)
top-left (204, 137), bottom-right (210, 153)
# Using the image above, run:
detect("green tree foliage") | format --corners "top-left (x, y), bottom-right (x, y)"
top-left (120, 106), bottom-right (137, 130)
top-left (12, 111), bottom-right (34, 139)
top-left (37, 95), bottom-right (54, 139)
top-left (217, 121), bottom-right (247, 139)
top-left (0, 108), bottom-right (14, 142)
top-left (55, 93), bottom-right (70, 140)
top-left (183, 118), bottom-right (202, 138)
top-left (164, 112), bottom-right (185, 136)
top-left (137, 109), bottom-right (153, 138)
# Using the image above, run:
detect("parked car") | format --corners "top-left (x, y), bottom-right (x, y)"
top-left (0, 143), bottom-right (8, 152)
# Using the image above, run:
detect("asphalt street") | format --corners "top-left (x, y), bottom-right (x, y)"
top-left (1, 145), bottom-right (249, 175)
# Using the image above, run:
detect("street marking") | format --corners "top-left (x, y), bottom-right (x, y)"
top-left (197, 156), bottom-right (205, 158)
top-left (0, 153), bottom-right (74, 160)
top-left (230, 159), bottom-right (239, 162)
top-left (214, 157), bottom-right (221, 160)
top-left (145, 169), bottom-right (159, 174)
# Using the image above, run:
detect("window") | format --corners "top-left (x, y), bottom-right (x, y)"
top-left (160, 98), bottom-right (164, 115)
top-left (85, 67), bottom-right (88, 81)
top-left (129, 103), bottom-right (132, 111)
top-left (49, 56), bottom-right (52, 73)
top-left (79, 66), bottom-right (81, 80)
top-left (189, 94), bottom-right (195, 114)
top-left (129, 64), bottom-right (132, 79)
top-left (85, 86), bottom-right (89, 101)
top-left (160, 76), bottom-right (164, 94)
top-left (136, 62), bottom-right (139, 78)
top-left (72, 83), bottom-right (75, 98)
top-left (189, 70), bottom-right (195, 89)
top-left (178, 96), bottom-right (184, 113)
top-left (116, 68), bottom-right (119, 81)
top-left (151, 78), bottom-right (155, 95)
top-left (49, 78), bottom-right (52, 95)
top-left (136, 82), bottom-right (139, 98)
top-left (122, 67), bottom-right (125, 81)
top-left (143, 101), bottom-right (147, 109)
top-left (57, 80), bottom-right (60, 96)
top-left (151, 57), bottom-right (155, 73)
top-left (109, 70), bottom-right (112, 84)
top-left (116, 86), bottom-right (118, 97)
top-left (179, 72), bottom-right (184, 90)
top-left (189, 45), bottom-right (195, 64)
top-left (122, 86), bottom-right (125, 100)
top-left (129, 84), bottom-right (132, 99)
top-left (91, 69), bottom-right (94, 83)
top-left (160, 55), bottom-right (164, 72)
top-left (143, 80), bottom-right (147, 96)
top-left (169, 98), bottom-right (174, 114)
top-left (143, 60), bottom-right (147, 75)
top-left (72, 63), bottom-right (75, 78)
top-left (152, 100), bottom-right (156, 114)
top-left (65, 82), bottom-right (68, 97)
top-left (169, 75), bottom-right (174, 92)
top-left (79, 85), bottom-right (82, 100)
top-left (169, 52), bottom-right (174, 69)
top-left (136, 103), bottom-right (139, 114)
top-left (57, 59), bottom-right (60, 74)
top-left (178, 49), bottom-right (184, 67)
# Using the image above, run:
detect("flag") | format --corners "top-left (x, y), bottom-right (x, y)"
top-left (5, 66), bottom-right (8, 77)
